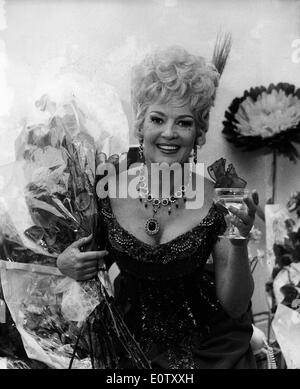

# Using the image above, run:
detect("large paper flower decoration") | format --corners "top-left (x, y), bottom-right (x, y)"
top-left (222, 83), bottom-right (300, 162)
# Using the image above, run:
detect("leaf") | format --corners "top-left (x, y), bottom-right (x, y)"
top-left (27, 197), bottom-right (66, 219)
top-left (51, 197), bottom-right (80, 224)
top-left (24, 226), bottom-right (44, 243)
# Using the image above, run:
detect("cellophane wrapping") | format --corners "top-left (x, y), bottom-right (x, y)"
top-left (0, 93), bottom-right (150, 369)
top-left (0, 261), bottom-right (98, 369)
top-left (0, 95), bottom-right (105, 368)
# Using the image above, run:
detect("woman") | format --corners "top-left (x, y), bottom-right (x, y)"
top-left (57, 46), bottom-right (258, 368)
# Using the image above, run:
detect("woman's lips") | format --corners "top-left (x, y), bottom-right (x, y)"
top-left (156, 144), bottom-right (180, 154)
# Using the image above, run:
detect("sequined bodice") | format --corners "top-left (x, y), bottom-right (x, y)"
top-left (100, 196), bottom-right (230, 368)
top-left (101, 197), bottom-right (226, 277)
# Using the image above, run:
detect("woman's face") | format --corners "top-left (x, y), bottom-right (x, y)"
top-left (140, 102), bottom-right (199, 165)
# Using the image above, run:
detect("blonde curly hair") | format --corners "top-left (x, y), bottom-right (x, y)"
top-left (131, 46), bottom-right (220, 142)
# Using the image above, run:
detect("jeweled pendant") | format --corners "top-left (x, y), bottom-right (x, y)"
top-left (145, 218), bottom-right (160, 236)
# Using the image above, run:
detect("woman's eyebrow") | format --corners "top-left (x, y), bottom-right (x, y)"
top-left (150, 111), bottom-right (194, 119)
top-left (176, 115), bottom-right (194, 120)
top-left (149, 111), bottom-right (166, 116)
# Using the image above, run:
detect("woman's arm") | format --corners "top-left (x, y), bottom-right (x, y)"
top-left (212, 238), bottom-right (254, 318)
top-left (211, 192), bottom-right (258, 318)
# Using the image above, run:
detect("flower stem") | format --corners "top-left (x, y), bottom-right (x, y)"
top-left (271, 150), bottom-right (277, 204)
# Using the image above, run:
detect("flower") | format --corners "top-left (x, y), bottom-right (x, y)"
top-left (235, 90), bottom-right (300, 138)
top-left (223, 83), bottom-right (300, 161)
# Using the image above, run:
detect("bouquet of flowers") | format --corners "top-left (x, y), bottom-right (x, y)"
top-left (0, 95), bottom-right (150, 369)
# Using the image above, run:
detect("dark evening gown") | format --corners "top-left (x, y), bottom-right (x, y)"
top-left (99, 196), bottom-right (257, 369)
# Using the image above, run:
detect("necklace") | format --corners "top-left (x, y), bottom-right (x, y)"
top-left (136, 164), bottom-right (192, 236)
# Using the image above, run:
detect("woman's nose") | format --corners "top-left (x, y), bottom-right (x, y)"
top-left (161, 121), bottom-right (177, 138)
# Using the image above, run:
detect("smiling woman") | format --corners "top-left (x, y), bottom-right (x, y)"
top-left (57, 44), bottom-right (258, 369)
top-left (131, 46), bottom-right (218, 144)
top-left (140, 103), bottom-right (197, 166)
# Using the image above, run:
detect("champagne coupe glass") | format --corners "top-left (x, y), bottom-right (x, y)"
top-left (214, 188), bottom-right (249, 239)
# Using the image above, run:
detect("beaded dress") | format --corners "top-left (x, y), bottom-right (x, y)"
top-left (99, 195), bottom-right (256, 369)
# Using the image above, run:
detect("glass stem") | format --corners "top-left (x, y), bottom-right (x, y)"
top-left (228, 218), bottom-right (235, 236)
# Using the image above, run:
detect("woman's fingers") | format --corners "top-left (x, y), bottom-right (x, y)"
top-left (228, 206), bottom-right (251, 223)
top-left (82, 267), bottom-right (99, 275)
top-left (229, 216), bottom-right (249, 237)
top-left (225, 190), bottom-right (259, 238)
top-left (77, 259), bottom-right (107, 280)
top-left (252, 190), bottom-right (259, 206)
top-left (77, 250), bottom-right (108, 261)
top-left (230, 216), bottom-right (245, 229)
top-left (81, 260), bottom-right (106, 273)
top-left (70, 234), bottom-right (93, 249)
top-left (78, 272), bottom-right (98, 281)
top-left (80, 266), bottom-right (99, 273)
top-left (75, 255), bottom-right (105, 269)
top-left (229, 192), bottom-right (258, 223)
top-left (244, 196), bottom-right (257, 217)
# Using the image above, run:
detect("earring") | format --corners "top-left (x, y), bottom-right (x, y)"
top-left (193, 145), bottom-right (198, 164)
top-left (139, 140), bottom-right (144, 161)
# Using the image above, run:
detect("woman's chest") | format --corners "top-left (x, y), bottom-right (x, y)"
top-left (109, 197), bottom-right (211, 247)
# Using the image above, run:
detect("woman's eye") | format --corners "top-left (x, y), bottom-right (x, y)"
top-left (150, 116), bottom-right (164, 125)
top-left (177, 120), bottom-right (193, 128)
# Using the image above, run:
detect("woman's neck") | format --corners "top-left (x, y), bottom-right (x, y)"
top-left (143, 160), bottom-right (191, 199)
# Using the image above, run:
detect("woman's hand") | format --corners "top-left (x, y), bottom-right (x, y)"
top-left (57, 234), bottom-right (108, 281)
top-left (227, 190), bottom-right (259, 242)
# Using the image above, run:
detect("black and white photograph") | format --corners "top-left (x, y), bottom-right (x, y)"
top-left (0, 0), bottom-right (300, 374)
